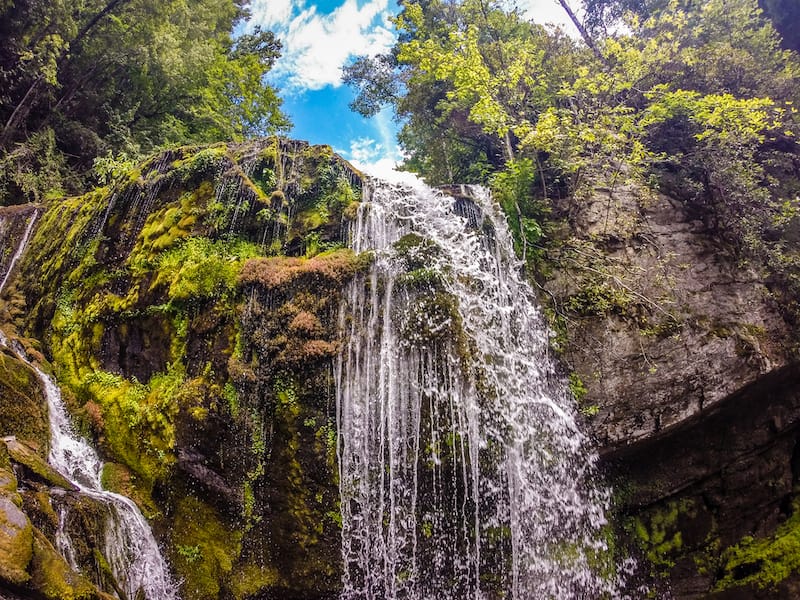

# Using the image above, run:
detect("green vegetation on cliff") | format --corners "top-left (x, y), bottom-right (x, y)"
top-left (346, 0), bottom-right (800, 311)
top-left (0, 138), bottom-right (363, 599)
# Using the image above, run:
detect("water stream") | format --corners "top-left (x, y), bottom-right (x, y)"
top-left (336, 180), bottom-right (630, 599)
top-left (0, 332), bottom-right (179, 600)
top-left (0, 208), bottom-right (39, 295)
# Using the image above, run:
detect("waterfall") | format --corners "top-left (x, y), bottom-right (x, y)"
top-left (0, 208), bottom-right (39, 295)
top-left (336, 180), bottom-right (631, 599)
top-left (0, 332), bottom-right (179, 600)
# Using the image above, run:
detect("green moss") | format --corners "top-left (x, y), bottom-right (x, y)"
top-left (171, 495), bottom-right (242, 600)
top-left (396, 267), bottom-right (444, 289)
top-left (228, 564), bottom-right (280, 600)
top-left (129, 189), bottom-right (205, 274)
top-left (714, 503), bottom-right (800, 591)
top-left (28, 529), bottom-right (97, 600)
top-left (0, 495), bottom-right (33, 585)
top-left (171, 145), bottom-right (227, 181)
top-left (152, 237), bottom-right (261, 303)
top-left (91, 547), bottom-right (127, 600)
top-left (54, 363), bottom-right (192, 513)
top-left (627, 499), bottom-right (695, 574)
top-left (564, 282), bottom-right (633, 317)
top-left (4, 438), bottom-right (74, 490)
top-left (11, 138), bottom-right (364, 599)
top-left (0, 350), bottom-right (49, 450)
top-left (393, 233), bottom-right (441, 271)
top-left (20, 189), bottom-right (108, 294)
top-left (400, 290), bottom-right (463, 350)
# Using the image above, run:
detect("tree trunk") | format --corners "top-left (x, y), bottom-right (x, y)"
top-left (0, 0), bottom-right (132, 147)
top-left (0, 76), bottom-right (44, 147)
top-left (556, 0), bottom-right (609, 66)
top-left (504, 130), bottom-right (516, 163)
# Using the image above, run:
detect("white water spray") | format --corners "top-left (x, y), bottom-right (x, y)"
top-left (0, 333), bottom-right (179, 600)
top-left (336, 180), bottom-right (632, 599)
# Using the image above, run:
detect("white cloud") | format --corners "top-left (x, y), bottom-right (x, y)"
top-left (517, 0), bottom-right (581, 37)
top-left (249, 0), bottom-right (296, 29)
top-left (347, 137), bottom-right (384, 165)
top-left (252, 0), bottom-right (395, 92)
top-left (344, 135), bottom-right (419, 185)
top-left (343, 108), bottom-right (404, 169)
top-left (250, 0), bottom-right (583, 93)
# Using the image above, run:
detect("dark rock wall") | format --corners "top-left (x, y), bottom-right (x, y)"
top-left (541, 182), bottom-right (800, 597)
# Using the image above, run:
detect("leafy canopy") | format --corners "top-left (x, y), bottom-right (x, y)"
top-left (0, 0), bottom-right (290, 204)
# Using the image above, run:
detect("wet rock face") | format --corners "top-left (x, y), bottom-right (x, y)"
top-left (545, 185), bottom-right (793, 451)
top-left (542, 184), bottom-right (800, 596)
top-left (609, 365), bottom-right (800, 597)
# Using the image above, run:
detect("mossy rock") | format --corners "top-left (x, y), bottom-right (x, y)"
top-left (713, 503), bottom-right (800, 593)
top-left (28, 528), bottom-right (103, 600)
top-left (3, 438), bottom-right (76, 491)
top-left (169, 495), bottom-right (242, 600)
top-left (0, 494), bottom-right (33, 586)
top-left (0, 348), bottom-right (49, 450)
top-left (5, 138), bottom-right (367, 599)
top-left (0, 467), bottom-right (18, 499)
top-left (393, 233), bottom-right (441, 271)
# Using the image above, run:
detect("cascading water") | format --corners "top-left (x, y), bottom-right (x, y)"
top-left (336, 179), bottom-right (633, 599)
top-left (0, 208), bottom-right (39, 294)
top-left (0, 332), bottom-right (179, 600)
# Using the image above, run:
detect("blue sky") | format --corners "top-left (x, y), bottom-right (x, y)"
top-left (247, 0), bottom-right (578, 176)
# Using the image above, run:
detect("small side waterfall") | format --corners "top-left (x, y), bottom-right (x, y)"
top-left (0, 208), bottom-right (39, 294)
top-left (336, 180), bottom-right (631, 599)
top-left (0, 332), bottom-right (179, 600)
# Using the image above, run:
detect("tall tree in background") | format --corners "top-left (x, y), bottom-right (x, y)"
top-left (0, 0), bottom-right (289, 204)
top-left (345, 0), bottom-right (800, 291)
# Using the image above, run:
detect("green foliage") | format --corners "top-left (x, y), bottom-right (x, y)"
top-left (0, 0), bottom-right (289, 204)
top-left (171, 495), bottom-right (242, 599)
top-left (0, 128), bottom-right (73, 203)
top-left (714, 503), bottom-right (800, 591)
top-left (346, 0), bottom-right (800, 326)
top-left (627, 499), bottom-right (696, 574)
top-left (568, 372), bottom-right (588, 401)
top-left (177, 544), bottom-right (202, 563)
top-left (92, 151), bottom-right (135, 186)
top-left (154, 237), bottom-right (261, 303)
top-left (491, 158), bottom-right (547, 264)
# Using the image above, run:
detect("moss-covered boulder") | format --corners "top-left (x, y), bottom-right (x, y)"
top-left (0, 137), bottom-right (364, 599)
top-left (4, 438), bottom-right (75, 491)
top-left (0, 494), bottom-right (33, 586)
top-left (27, 528), bottom-right (105, 600)
top-left (0, 345), bottom-right (49, 451)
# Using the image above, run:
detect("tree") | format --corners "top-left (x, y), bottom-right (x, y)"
top-left (345, 0), bottom-right (581, 184)
top-left (346, 0), bottom-right (800, 296)
top-left (0, 0), bottom-right (289, 204)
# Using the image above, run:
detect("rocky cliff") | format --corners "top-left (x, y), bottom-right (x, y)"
top-left (0, 138), bottom-right (363, 599)
top-left (541, 181), bottom-right (800, 597)
top-left (0, 138), bottom-right (798, 599)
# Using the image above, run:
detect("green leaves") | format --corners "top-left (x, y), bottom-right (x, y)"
top-left (641, 87), bottom-right (777, 145)
top-left (0, 0), bottom-right (289, 204)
